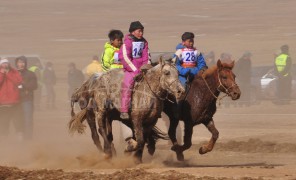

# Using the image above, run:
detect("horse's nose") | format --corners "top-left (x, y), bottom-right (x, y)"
top-left (230, 91), bottom-right (241, 100)
top-left (178, 85), bottom-right (185, 93)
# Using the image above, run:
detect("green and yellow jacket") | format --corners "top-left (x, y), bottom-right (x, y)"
top-left (101, 42), bottom-right (123, 72)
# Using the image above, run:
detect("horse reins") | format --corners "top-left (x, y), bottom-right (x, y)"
top-left (143, 64), bottom-right (177, 103)
top-left (143, 74), bottom-right (167, 101)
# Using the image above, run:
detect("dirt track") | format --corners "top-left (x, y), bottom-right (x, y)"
top-left (1, 0), bottom-right (296, 179)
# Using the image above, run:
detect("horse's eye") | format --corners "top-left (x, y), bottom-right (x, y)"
top-left (163, 70), bottom-right (170, 75)
top-left (222, 76), bottom-right (227, 79)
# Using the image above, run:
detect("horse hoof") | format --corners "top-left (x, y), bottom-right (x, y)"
top-left (111, 144), bottom-right (117, 157)
top-left (124, 150), bottom-right (132, 156)
top-left (171, 144), bottom-right (181, 152)
top-left (125, 138), bottom-right (137, 152)
top-left (133, 158), bottom-right (142, 164)
top-left (103, 153), bottom-right (112, 160)
top-left (199, 146), bottom-right (207, 155)
top-left (176, 152), bottom-right (184, 161)
top-left (147, 145), bottom-right (155, 156)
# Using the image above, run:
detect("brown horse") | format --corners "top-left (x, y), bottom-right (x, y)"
top-left (163, 59), bottom-right (241, 161)
top-left (69, 58), bottom-right (185, 162)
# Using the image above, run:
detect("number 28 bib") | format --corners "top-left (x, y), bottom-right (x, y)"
top-left (181, 48), bottom-right (197, 68)
top-left (132, 41), bottom-right (144, 59)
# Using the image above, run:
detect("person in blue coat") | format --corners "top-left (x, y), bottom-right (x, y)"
top-left (174, 32), bottom-right (207, 86)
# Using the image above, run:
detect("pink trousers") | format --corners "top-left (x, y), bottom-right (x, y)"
top-left (121, 71), bottom-right (139, 112)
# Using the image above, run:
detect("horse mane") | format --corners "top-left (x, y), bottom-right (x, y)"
top-left (143, 63), bottom-right (162, 80)
top-left (201, 61), bottom-right (234, 79)
top-left (202, 65), bottom-right (218, 79)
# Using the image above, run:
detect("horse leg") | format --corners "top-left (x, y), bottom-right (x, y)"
top-left (96, 111), bottom-right (112, 158)
top-left (134, 146), bottom-right (144, 164)
top-left (86, 111), bottom-right (103, 152)
top-left (199, 120), bottom-right (219, 154)
top-left (146, 133), bottom-right (156, 156)
top-left (129, 119), bottom-right (145, 163)
top-left (163, 101), bottom-right (180, 146)
top-left (171, 122), bottom-right (193, 161)
top-left (106, 118), bottom-right (116, 156)
top-left (145, 122), bottom-right (156, 156)
top-left (168, 116), bottom-right (180, 146)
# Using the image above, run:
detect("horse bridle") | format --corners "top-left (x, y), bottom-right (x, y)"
top-left (216, 69), bottom-right (238, 95)
top-left (202, 69), bottom-right (238, 103)
top-left (143, 63), bottom-right (179, 103)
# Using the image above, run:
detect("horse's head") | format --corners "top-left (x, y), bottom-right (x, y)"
top-left (158, 56), bottom-right (185, 99)
top-left (216, 59), bottom-right (241, 100)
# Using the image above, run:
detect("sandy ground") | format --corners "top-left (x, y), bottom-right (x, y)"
top-left (1, 0), bottom-right (296, 179)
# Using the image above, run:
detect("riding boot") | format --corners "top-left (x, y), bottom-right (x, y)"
top-left (120, 112), bottom-right (130, 120)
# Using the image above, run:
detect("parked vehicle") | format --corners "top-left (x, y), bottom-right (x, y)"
top-left (257, 67), bottom-right (296, 100)
top-left (0, 55), bottom-right (43, 70)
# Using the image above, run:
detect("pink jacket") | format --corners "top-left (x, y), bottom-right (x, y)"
top-left (119, 34), bottom-right (149, 73)
top-left (0, 68), bottom-right (22, 105)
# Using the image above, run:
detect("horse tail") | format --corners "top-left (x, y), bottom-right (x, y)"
top-left (151, 126), bottom-right (169, 141)
top-left (68, 108), bottom-right (88, 135)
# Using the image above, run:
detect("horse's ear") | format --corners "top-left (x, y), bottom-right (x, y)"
top-left (159, 56), bottom-right (164, 66)
top-left (217, 59), bottom-right (223, 69)
top-left (230, 60), bottom-right (235, 70)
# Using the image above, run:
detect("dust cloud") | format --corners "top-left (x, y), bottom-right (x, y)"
top-left (0, 0), bottom-right (296, 179)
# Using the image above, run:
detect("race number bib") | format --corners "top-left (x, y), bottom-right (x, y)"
top-left (181, 48), bottom-right (197, 63)
top-left (113, 51), bottom-right (120, 63)
top-left (132, 41), bottom-right (144, 59)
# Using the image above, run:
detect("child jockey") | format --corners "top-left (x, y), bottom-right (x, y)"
top-left (119, 21), bottom-right (149, 119)
top-left (174, 32), bottom-right (207, 87)
top-left (101, 30), bottom-right (124, 72)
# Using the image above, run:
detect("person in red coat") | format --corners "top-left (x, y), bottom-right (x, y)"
top-left (0, 58), bottom-right (23, 138)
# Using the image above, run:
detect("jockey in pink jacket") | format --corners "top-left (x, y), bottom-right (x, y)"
top-left (118, 21), bottom-right (149, 119)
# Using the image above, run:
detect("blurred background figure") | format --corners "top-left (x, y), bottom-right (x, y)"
top-left (204, 51), bottom-right (216, 67)
top-left (67, 62), bottom-right (84, 99)
top-left (274, 45), bottom-right (292, 104)
top-left (29, 61), bottom-right (43, 110)
top-left (85, 55), bottom-right (103, 77)
top-left (0, 58), bottom-right (23, 139)
top-left (234, 51), bottom-right (252, 106)
top-left (220, 52), bottom-right (233, 63)
top-left (16, 56), bottom-right (38, 140)
top-left (43, 62), bottom-right (56, 109)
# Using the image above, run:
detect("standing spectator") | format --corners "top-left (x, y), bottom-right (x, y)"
top-left (16, 56), bottom-right (38, 140)
top-left (43, 62), bottom-right (56, 109)
top-left (274, 45), bottom-right (292, 104)
top-left (29, 61), bottom-right (43, 110)
top-left (204, 51), bottom-right (216, 67)
top-left (86, 55), bottom-right (103, 77)
top-left (67, 62), bottom-right (84, 99)
top-left (0, 58), bottom-right (23, 138)
top-left (234, 52), bottom-right (252, 106)
top-left (220, 52), bottom-right (232, 63)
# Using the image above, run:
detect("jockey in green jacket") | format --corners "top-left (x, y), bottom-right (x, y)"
top-left (101, 30), bottom-right (124, 72)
